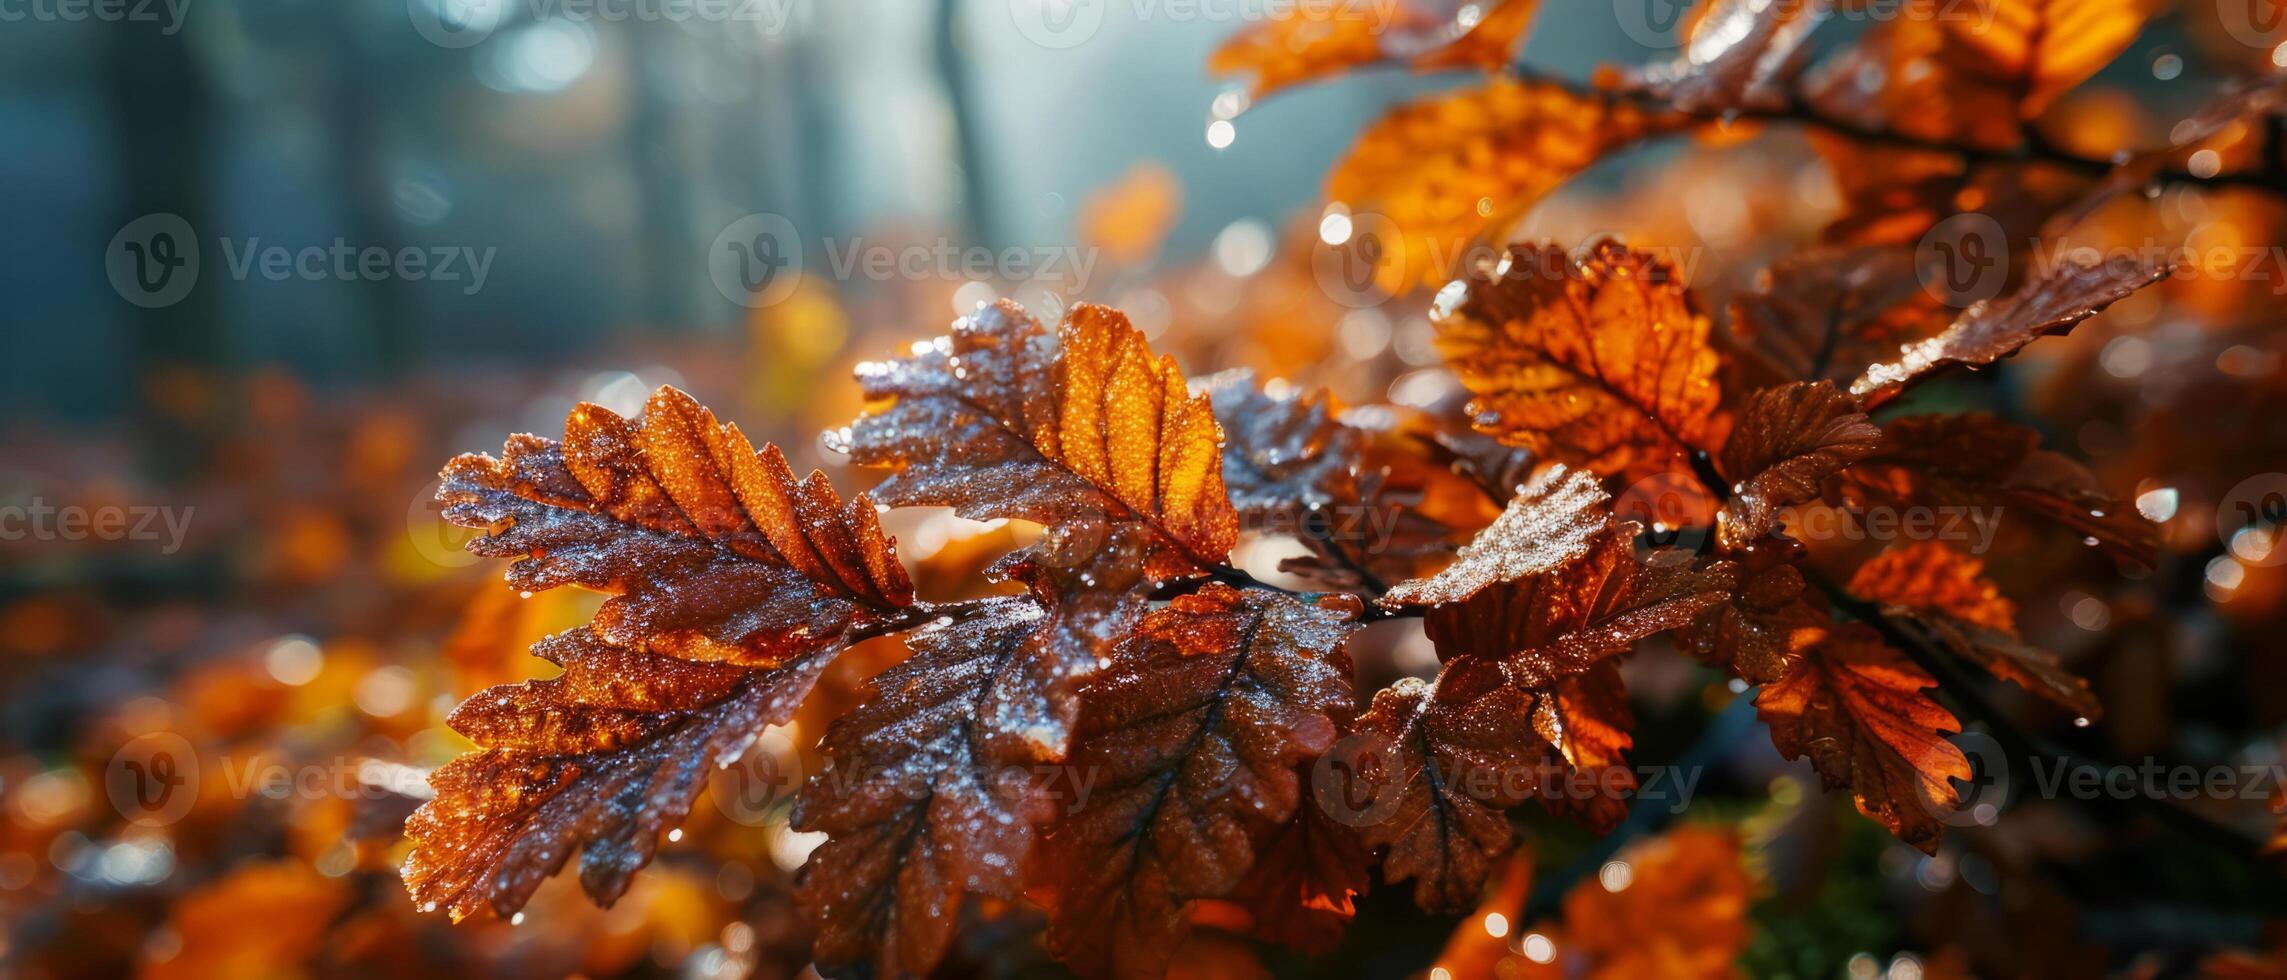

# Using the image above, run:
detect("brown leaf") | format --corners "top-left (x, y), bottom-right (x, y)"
top-left (438, 386), bottom-right (914, 665)
top-left (1848, 541), bottom-right (2100, 718)
top-left (1436, 241), bottom-right (1727, 482)
top-left (1229, 802), bottom-right (1374, 956)
top-left (1384, 467), bottom-right (1728, 691)
top-left (1827, 412), bottom-right (2158, 565)
top-left (1533, 661), bottom-right (1637, 833)
top-left (1728, 245), bottom-right (1942, 386)
top-left (1852, 254), bottom-right (2169, 406)
top-left (1683, 534), bottom-right (1831, 684)
top-left (1345, 669), bottom-right (1540, 911)
top-left (1715, 382), bottom-right (1882, 552)
top-left (404, 627), bottom-right (830, 918)
top-left (1204, 370), bottom-right (1364, 526)
top-left (1326, 86), bottom-right (1676, 292)
top-left (1756, 625), bottom-right (1972, 852)
top-left (1043, 586), bottom-right (1358, 978)
top-left (791, 598), bottom-right (1065, 978)
top-left (849, 299), bottom-right (1238, 580)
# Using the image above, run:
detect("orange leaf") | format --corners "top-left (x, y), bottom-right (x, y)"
top-left (1755, 625), bottom-right (1972, 852)
top-left (850, 299), bottom-right (1238, 580)
top-left (1436, 241), bottom-right (1727, 482)
top-left (1848, 541), bottom-right (2100, 718)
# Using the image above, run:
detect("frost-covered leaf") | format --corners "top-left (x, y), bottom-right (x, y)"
top-left (1852, 255), bottom-right (2169, 406)
top-left (437, 385), bottom-right (914, 665)
top-left (404, 627), bottom-right (832, 919)
top-left (1756, 625), bottom-right (1972, 852)
top-left (791, 598), bottom-right (1064, 978)
top-left (1042, 585), bottom-right (1358, 978)
top-left (1436, 241), bottom-right (1727, 482)
top-left (1715, 382), bottom-right (1881, 551)
top-left (849, 299), bottom-right (1238, 580)
top-left (1345, 665), bottom-right (1540, 911)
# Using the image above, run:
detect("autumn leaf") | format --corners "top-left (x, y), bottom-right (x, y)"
top-left (1533, 661), bottom-right (1638, 833)
top-left (791, 598), bottom-right (1064, 978)
top-left (1756, 624), bottom-right (1972, 852)
top-left (405, 627), bottom-right (833, 919)
top-left (1209, 0), bottom-right (1541, 99)
top-left (1205, 371), bottom-right (1364, 526)
top-left (436, 385), bottom-right (914, 665)
top-left (1826, 412), bottom-right (2157, 564)
top-left (1849, 541), bottom-right (2100, 718)
top-left (1326, 85), bottom-right (1676, 292)
top-left (147, 861), bottom-right (349, 980)
top-left (1714, 382), bottom-right (1882, 552)
top-left (1042, 585), bottom-right (1358, 977)
top-left (1683, 534), bottom-right (1830, 684)
top-left (1435, 241), bottom-right (1727, 483)
top-left (1940, 0), bottom-right (2149, 117)
top-left (1853, 255), bottom-right (2169, 405)
top-left (1345, 668), bottom-right (1541, 911)
top-left (849, 299), bottom-right (1238, 580)
top-left (1803, 14), bottom-right (2026, 149)
top-left (1728, 245), bottom-right (1942, 386)
top-left (1229, 801), bottom-right (1374, 955)
top-left (1382, 464), bottom-right (1610, 610)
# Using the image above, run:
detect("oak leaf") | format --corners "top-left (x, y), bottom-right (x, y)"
top-left (1848, 541), bottom-right (2100, 718)
top-left (791, 598), bottom-right (1067, 978)
top-left (1853, 254), bottom-right (2169, 406)
top-left (437, 386), bottom-right (915, 665)
top-left (849, 299), bottom-right (1238, 580)
top-left (1042, 585), bottom-right (1358, 977)
top-left (405, 627), bottom-right (832, 918)
top-left (1715, 381), bottom-right (1882, 552)
top-left (1436, 241), bottom-right (1727, 482)
top-left (1756, 625), bottom-right (1972, 852)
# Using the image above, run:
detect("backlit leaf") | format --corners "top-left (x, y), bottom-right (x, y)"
top-left (1756, 625), bottom-right (1972, 852)
top-left (1848, 541), bottom-right (2100, 718)
top-left (1043, 585), bottom-right (1358, 977)
top-left (849, 299), bottom-right (1239, 580)
top-left (1715, 382), bottom-right (1882, 552)
top-left (1852, 255), bottom-right (2169, 406)
top-left (1435, 241), bottom-right (1727, 482)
